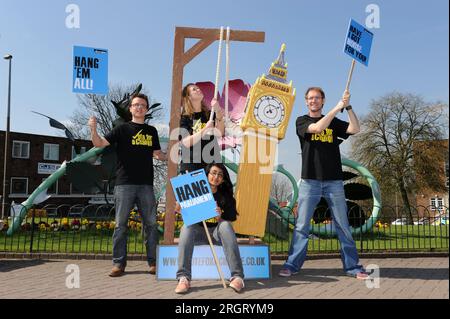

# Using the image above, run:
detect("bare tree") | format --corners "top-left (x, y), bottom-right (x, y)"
top-left (270, 173), bottom-right (292, 204)
top-left (351, 92), bottom-right (448, 223)
top-left (67, 83), bottom-right (163, 138)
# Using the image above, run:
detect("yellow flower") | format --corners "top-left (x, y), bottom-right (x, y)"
top-left (96, 224), bottom-right (102, 230)
top-left (62, 218), bottom-right (69, 226)
top-left (175, 221), bottom-right (184, 229)
top-left (82, 219), bottom-right (89, 225)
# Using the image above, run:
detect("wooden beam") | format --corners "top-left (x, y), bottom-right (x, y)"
top-left (183, 38), bottom-right (215, 66)
top-left (177, 27), bottom-right (265, 43)
top-left (164, 28), bottom-right (184, 244)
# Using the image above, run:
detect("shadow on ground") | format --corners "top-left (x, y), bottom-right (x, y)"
top-left (0, 259), bottom-right (62, 273)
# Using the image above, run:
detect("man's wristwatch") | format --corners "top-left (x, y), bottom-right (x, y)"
top-left (345, 105), bottom-right (353, 111)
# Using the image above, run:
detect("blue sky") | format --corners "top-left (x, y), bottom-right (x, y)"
top-left (0, 0), bottom-right (448, 178)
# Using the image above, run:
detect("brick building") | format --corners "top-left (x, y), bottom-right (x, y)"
top-left (0, 130), bottom-right (108, 216)
top-left (414, 139), bottom-right (449, 218)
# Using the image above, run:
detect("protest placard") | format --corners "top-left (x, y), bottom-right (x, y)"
top-left (72, 46), bottom-right (108, 95)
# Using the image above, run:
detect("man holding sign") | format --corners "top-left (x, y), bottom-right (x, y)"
top-left (172, 164), bottom-right (244, 294)
top-left (89, 93), bottom-right (167, 277)
top-left (279, 87), bottom-right (369, 279)
top-left (279, 19), bottom-right (374, 279)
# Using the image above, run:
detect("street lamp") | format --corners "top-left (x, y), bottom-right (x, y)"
top-left (2, 54), bottom-right (12, 219)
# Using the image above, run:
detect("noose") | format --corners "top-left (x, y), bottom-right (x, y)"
top-left (210, 26), bottom-right (224, 121)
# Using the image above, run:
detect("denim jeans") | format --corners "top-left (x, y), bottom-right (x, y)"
top-left (283, 179), bottom-right (363, 274)
top-left (176, 221), bottom-right (244, 281)
top-left (112, 185), bottom-right (158, 268)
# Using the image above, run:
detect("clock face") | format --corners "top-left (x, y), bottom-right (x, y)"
top-left (253, 95), bottom-right (285, 128)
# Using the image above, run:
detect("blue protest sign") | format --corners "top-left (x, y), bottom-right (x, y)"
top-left (72, 46), bottom-right (108, 95)
top-left (170, 169), bottom-right (218, 226)
top-left (157, 245), bottom-right (271, 280)
top-left (343, 19), bottom-right (374, 66)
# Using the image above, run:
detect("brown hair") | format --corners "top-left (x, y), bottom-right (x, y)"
top-left (304, 87), bottom-right (325, 100)
top-left (130, 93), bottom-right (149, 109)
top-left (181, 83), bottom-right (209, 117)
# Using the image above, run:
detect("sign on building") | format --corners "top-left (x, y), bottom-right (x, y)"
top-left (38, 163), bottom-right (62, 175)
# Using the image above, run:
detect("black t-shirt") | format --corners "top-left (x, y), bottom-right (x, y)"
top-left (179, 111), bottom-right (221, 173)
top-left (105, 122), bottom-right (161, 185)
top-left (201, 190), bottom-right (238, 228)
top-left (296, 115), bottom-right (350, 180)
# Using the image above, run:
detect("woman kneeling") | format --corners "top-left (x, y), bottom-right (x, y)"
top-left (175, 163), bottom-right (245, 294)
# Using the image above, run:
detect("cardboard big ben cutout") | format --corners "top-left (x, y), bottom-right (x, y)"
top-left (234, 44), bottom-right (296, 237)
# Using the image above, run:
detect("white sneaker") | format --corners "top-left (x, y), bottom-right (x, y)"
top-left (229, 276), bottom-right (245, 293)
top-left (175, 276), bottom-right (190, 294)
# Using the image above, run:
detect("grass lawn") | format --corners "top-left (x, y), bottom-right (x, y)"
top-left (1, 224), bottom-right (448, 254)
top-left (265, 224), bottom-right (449, 254)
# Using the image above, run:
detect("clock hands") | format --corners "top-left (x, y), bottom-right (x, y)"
top-left (253, 95), bottom-right (285, 128)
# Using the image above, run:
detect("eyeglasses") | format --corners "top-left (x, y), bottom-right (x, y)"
top-left (131, 103), bottom-right (148, 109)
top-left (306, 96), bottom-right (323, 101)
top-left (209, 172), bottom-right (224, 178)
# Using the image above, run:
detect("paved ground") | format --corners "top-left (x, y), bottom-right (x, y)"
top-left (0, 257), bottom-right (448, 299)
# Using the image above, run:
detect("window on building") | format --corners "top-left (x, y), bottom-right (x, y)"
top-left (10, 178), bottom-right (28, 195)
top-left (42, 178), bottom-right (57, 194)
top-left (72, 146), bottom-right (87, 159)
top-left (12, 141), bottom-right (30, 159)
top-left (44, 144), bottom-right (59, 161)
top-left (430, 197), bottom-right (444, 212)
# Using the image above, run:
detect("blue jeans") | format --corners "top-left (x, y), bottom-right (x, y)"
top-left (283, 179), bottom-right (363, 274)
top-left (112, 185), bottom-right (158, 268)
top-left (176, 221), bottom-right (244, 281)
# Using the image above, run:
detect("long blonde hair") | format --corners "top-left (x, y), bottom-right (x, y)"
top-left (181, 83), bottom-right (210, 117)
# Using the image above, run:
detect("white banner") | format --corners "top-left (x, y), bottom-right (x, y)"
top-left (38, 163), bottom-right (62, 175)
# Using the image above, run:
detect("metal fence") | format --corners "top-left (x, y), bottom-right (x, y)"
top-left (0, 203), bottom-right (448, 255)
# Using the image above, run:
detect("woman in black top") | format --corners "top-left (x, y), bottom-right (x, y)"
top-left (178, 83), bottom-right (225, 173)
top-left (174, 163), bottom-right (245, 294)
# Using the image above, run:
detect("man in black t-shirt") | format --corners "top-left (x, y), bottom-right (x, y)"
top-left (279, 87), bottom-right (370, 279)
top-left (89, 93), bottom-right (167, 277)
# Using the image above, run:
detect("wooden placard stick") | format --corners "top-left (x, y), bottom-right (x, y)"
top-left (341, 59), bottom-right (356, 113)
top-left (345, 59), bottom-right (356, 91)
top-left (202, 220), bottom-right (227, 289)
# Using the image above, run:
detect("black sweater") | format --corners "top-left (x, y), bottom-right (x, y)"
top-left (201, 190), bottom-right (238, 227)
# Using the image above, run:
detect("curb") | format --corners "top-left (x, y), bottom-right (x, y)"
top-left (1, 251), bottom-right (448, 260)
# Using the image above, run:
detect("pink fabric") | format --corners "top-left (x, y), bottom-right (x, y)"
top-left (196, 79), bottom-right (250, 119)
top-left (195, 79), bottom-right (250, 150)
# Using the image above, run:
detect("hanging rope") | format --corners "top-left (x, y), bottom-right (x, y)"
top-left (224, 27), bottom-right (230, 125)
top-left (210, 26), bottom-right (224, 121)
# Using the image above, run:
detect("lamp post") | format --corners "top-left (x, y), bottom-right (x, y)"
top-left (2, 54), bottom-right (12, 219)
